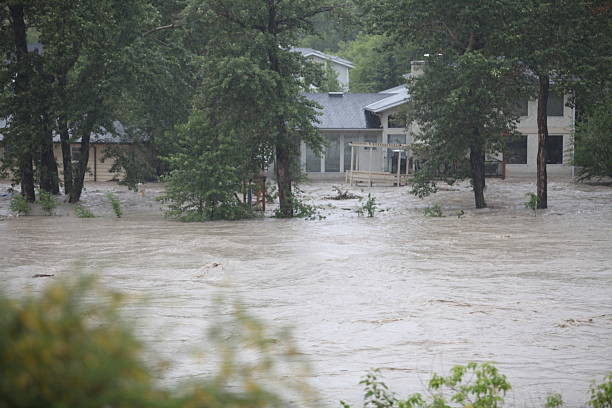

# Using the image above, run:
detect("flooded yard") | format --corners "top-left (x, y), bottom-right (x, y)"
top-left (1, 178), bottom-right (611, 407)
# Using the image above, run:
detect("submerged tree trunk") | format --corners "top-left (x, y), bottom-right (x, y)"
top-left (536, 75), bottom-right (549, 209)
top-left (39, 114), bottom-right (60, 194)
top-left (469, 143), bottom-right (487, 209)
top-left (275, 141), bottom-right (293, 217)
top-left (58, 115), bottom-right (73, 195)
top-left (10, 4), bottom-right (35, 202)
top-left (69, 118), bottom-right (93, 203)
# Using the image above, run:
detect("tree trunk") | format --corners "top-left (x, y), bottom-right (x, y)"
top-left (470, 143), bottom-right (487, 209)
top-left (39, 113), bottom-right (60, 194)
top-left (536, 75), bottom-right (549, 209)
top-left (10, 4), bottom-right (35, 202)
top-left (59, 115), bottom-right (74, 195)
top-left (275, 142), bottom-right (293, 217)
top-left (69, 123), bottom-right (92, 203)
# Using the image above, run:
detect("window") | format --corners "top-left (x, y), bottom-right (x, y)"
top-left (324, 135), bottom-right (340, 172)
top-left (545, 135), bottom-right (564, 164)
top-left (305, 146), bottom-right (321, 172)
top-left (344, 135), bottom-right (360, 171)
top-left (547, 92), bottom-right (564, 116)
top-left (71, 146), bottom-right (82, 162)
top-left (364, 135), bottom-right (378, 150)
top-left (387, 113), bottom-right (405, 128)
top-left (505, 134), bottom-right (528, 164)
top-left (387, 134), bottom-right (407, 173)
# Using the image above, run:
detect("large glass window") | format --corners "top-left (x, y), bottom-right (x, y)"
top-left (344, 135), bottom-right (360, 171)
top-left (325, 135), bottom-right (340, 172)
top-left (305, 146), bottom-right (321, 172)
top-left (546, 135), bottom-right (564, 164)
top-left (387, 134), bottom-right (407, 173)
top-left (547, 92), bottom-right (564, 116)
top-left (505, 134), bottom-right (528, 164)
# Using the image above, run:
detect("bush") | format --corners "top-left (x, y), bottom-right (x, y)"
top-left (74, 205), bottom-right (96, 218)
top-left (589, 374), bottom-right (612, 408)
top-left (274, 188), bottom-right (324, 220)
top-left (106, 193), bottom-right (122, 218)
top-left (38, 189), bottom-right (58, 216)
top-left (9, 194), bottom-right (31, 216)
top-left (525, 192), bottom-right (540, 216)
top-left (357, 193), bottom-right (377, 217)
top-left (0, 277), bottom-right (312, 408)
top-left (161, 112), bottom-right (257, 221)
top-left (574, 97), bottom-right (612, 181)
top-left (424, 203), bottom-right (443, 217)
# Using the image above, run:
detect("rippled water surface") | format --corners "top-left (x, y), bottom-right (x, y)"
top-left (1, 179), bottom-right (611, 407)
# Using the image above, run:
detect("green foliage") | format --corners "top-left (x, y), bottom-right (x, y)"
top-left (274, 188), bottom-right (324, 220)
top-left (410, 169), bottom-right (438, 199)
top-left (525, 193), bottom-right (540, 216)
top-left (545, 393), bottom-right (564, 408)
top-left (102, 145), bottom-right (157, 191)
top-left (320, 62), bottom-right (343, 92)
top-left (338, 33), bottom-right (418, 92)
top-left (38, 189), bottom-right (58, 216)
top-left (0, 277), bottom-right (314, 408)
top-left (347, 362), bottom-right (511, 408)
top-left (161, 112), bottom-right (257, 222)
top-left (106, 193), bottom-right (123, 218)
top-left (74, 205), bottom-right (96, 218)
top-left (574, 96), bottom-right (612, 181)
top-left (588, 373), bottom-right (612, 408)
top-left (424, 204), bottom-right (443, 217)
top-left (0, 278), bottom-right (158, 407)
top-left (357, 193), bottom-right (377, 217)
top-left (9, 194), bottom-right (31, 216)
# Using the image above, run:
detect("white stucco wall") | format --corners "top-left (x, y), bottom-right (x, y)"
top-left (508, 95), bottom-right (574, 177)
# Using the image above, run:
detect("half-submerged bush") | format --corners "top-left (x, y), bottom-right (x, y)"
top-left (38, 189), bottom-right (59, 216)
top-left (9, 194), bottom-right (31, 216)
top-left (161, 113), bottom-right (258, 222)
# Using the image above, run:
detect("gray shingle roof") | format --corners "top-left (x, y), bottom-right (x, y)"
top-left (305, 93), bottom-right (392, 129)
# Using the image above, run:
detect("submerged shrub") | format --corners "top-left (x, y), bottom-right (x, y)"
top-left (38, 189), bottom-right (58, 216)
top-left (9, 194), bottom-right (31, 216)
top-left (357, 193), bottom-right (377, 217)
top-left (106, 192), bottom-right (122, 218)
top-left (525, 192), bottom-right (540, 216)
top-left (74, 205), bottom-right (96, 218)
top-left (424, 203), bottom-right (443, 217)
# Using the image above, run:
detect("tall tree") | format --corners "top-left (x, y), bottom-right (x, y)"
top-left (183, 0), bottom-right (332, 217)
top-left (31, 0), bottom-right (158, 202)
top-left (359, 0), bottom-right (528, 208)
top-left (3, 4), bottom-right (36, 201)
top-left (505, 0), bottom-right (612, 208)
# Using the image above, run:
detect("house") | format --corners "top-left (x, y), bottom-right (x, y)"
top-left (293, 47), bottom-right (354, 91)
top-left (302, 60), bottom-right (575, 180)
top-left (0, 119), bottom-right (129, 182)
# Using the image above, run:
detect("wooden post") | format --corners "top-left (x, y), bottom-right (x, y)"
top-left (350, 144), bottom-right (355, 185)
top-left (368, 145), bottom-right (373, 187)
top-left (396, 150), bottom-right (401, 186)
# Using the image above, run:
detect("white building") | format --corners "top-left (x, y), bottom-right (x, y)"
top-left (302, 60), bottom-right (575, 180)
top-left (293, 47), bottom-right (354, 92)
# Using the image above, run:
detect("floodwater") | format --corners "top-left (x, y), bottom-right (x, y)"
top-left (1, 179), bottom-right (611, 407)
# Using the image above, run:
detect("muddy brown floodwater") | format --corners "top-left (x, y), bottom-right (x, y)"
top-left (1, 179), bottom-right (611, 407)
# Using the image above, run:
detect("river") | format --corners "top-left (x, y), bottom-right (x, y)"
top-left (1, 179), bottom-right (611, 407)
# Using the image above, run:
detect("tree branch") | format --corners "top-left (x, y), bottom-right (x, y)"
top-left (143, 23), bottom-right (182, 37)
